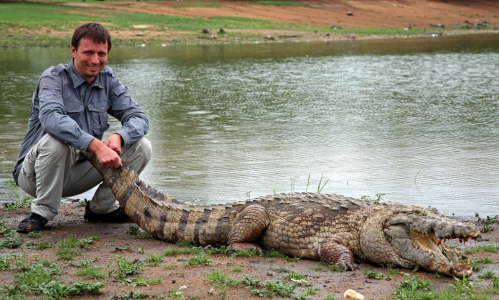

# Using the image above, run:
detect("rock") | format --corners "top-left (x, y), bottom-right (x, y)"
top-left (264, 34), bottom-right (275, 40)
top-left (347, 11), bottom-right (353, 16)
top-left (344, 289), bottom-right (364, 299)
top-left (219, 28), bottom-right (225, 34)
top-left (136, 32), bottom-right (144, 36)
top-left (202, 28), bottom-right (211, 34)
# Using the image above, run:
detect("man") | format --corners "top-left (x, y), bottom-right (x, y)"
top-left (12, 23), bottom-right (151, 233)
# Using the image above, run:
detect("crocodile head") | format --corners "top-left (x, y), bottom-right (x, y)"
top-left (360, 204), bottom-right (480, 277)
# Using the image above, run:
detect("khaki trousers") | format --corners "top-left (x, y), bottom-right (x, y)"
top-left (18, 134), bottom-right (152, 220)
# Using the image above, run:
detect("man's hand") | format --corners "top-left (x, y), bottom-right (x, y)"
top-left (105, 133), bottom-right (123, 155)
top-left (87, 136), bottom-right (123, 169)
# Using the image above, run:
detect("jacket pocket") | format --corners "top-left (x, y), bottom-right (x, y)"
top-left (63, 98), bottom-right (85, 128)
top-left (87, 103), bottom-right (110, 136)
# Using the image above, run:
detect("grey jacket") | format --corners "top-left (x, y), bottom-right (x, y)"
top-left (12, 59), bottom-right (149, 184)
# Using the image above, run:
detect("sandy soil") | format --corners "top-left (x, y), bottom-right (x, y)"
top-left (58, 0), bottom-right (499, 43)
top-left (1, 203), bottom-right (499, 299)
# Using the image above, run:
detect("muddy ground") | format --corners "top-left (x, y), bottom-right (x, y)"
top-left (1, 203), bottom-right (499, 299)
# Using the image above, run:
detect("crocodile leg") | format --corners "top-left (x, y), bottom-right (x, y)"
top-left (228, 204), bottom-right (270, 253)
top-left (320, 232), bottom-right (360, 270)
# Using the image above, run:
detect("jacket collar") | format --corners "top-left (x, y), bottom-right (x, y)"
top-left (69, 58), bottom-right (104, 89)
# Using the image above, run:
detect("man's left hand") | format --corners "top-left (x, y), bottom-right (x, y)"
top-left (105, 134), bottom-right (123, 155)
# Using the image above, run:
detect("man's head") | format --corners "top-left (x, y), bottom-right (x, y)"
top-left (71, 23), bottom-right (112, 52)
top-left (71, 23), bottom-right (112, 84)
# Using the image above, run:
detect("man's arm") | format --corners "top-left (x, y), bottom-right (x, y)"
top-left (108, 78), bottom-right (149, 147)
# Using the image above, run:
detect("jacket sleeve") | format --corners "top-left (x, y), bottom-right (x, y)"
top-left (38, 74), bottom-right (95, 152)
top-left (108, 79), bottom-right (149, 147)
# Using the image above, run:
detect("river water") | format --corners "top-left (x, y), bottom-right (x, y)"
top-left (1, 34), bottom-right (498, 216)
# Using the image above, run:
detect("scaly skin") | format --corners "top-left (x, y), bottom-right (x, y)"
top-left (84, 152), bottom-right (480, 277)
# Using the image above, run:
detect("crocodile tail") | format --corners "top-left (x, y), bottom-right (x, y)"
top-left (83, 152), bottom-right (231, 245)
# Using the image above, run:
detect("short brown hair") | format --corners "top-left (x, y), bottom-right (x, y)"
top-left (71, 23), bottom-right (112, 52)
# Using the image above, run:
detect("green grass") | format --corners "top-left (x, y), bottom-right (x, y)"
top-left (183, 255), bottom-right (211, 267)
top-left (145, 254), bottom-right (164, 266)
top-left (71, 259), bottom-right (106, 279)
top-left (0, 2), bottom-right (314, 48)
top-left (7, 259), bottom-right (104, 298)
top-left (463, 245), bottom-right (499, 255)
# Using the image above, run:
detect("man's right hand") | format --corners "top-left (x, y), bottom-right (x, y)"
top-left (87, 138), bottom-right (122, 168)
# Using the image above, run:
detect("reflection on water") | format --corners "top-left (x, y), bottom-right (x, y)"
top-left (1, 34), bottom-right (498, 216)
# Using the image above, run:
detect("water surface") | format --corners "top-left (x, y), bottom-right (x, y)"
top-left (1, 34), bottom-right (498, 216)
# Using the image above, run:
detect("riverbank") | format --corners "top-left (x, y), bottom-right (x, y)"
top-left (1, 0), bottom-right (499, 48)
top-left (1, 203), bottom-right (499, 299)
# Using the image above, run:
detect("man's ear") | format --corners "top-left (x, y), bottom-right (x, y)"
top-left (71, 45), bottom-right (76, 58)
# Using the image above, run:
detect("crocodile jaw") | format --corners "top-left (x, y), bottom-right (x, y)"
top-left (385, 221), bottom-right (480, 277)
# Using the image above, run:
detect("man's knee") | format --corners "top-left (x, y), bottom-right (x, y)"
top-left (36, 134), bottom-right (72, 162)
top-left (124, 137), bottom-right (152, 173)
top-left (135, 137), bottom-right (152, 162)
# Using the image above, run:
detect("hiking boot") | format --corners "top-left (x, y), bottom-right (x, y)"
top-left (18, 213), bottom-right (48, 233)
top-left (84, 203), bottom-right (133, 223)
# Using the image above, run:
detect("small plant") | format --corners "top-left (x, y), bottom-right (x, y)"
top-left (393, 273), bottom-right (432, 299)
top-left (231, 266), bottom-right (242, 272)
top-left (26, 241), bottom-right (52, 250)
top-left (117, 290), bottom-right (149, 299)
top-left (168, 290), bottom-right (184, 299)
top-left (231, 248), bottom-right (259, 257)
top-left (463, 244), bottom-right (499, 255)
top-left (145, 254), bottom-right (164, 266)
top-left (164, 264), bottom-right (177, 270)
top-left (73, 259), bottom-right (106, 279)
top-left (479, 270), bottom-right (496, 279)
top-left (126, 225), bottom-right (152, 239)
top-left (492, 275), bottom-right (499, 289)
top-left (11, 258), bottom-right (104, 297)
top-left (108, 255), bottom-right (144, 284)
top-left (208, 270), bottom-right (239, 287)
top-left (284, 271), bottom-right (306, 281)
top-left (203, 245), bottom-right (231, 255)
top-left (3, 178), bottom-right (33, 210)
top-left (317, 174), bottom-right (329, 192)
top-left (364, 270), bottom-right (393, 280)
top-left (56, 236), bottom-right (99, 260)
top-left (0, 254), bottom-right (12, 270)
top-left (0, 222), bottom-right (22, 249)
top-left (27, 231), bottom-right (46, 239)
top-left (475, 213), bottom-right (498, 233)
top-left (361, 193), bottom-right (386, 202)
top-left (310, 265), bottom-right (327, 272)
top-left (163, 246), bottom-right (202, 256)
top-left (183, 255), bottom-right (211, 267)
top-left (130, 276), bottom-right (161, 286)
top-left (112, 244), bottom-right (134, 252)
top-left (322, 261), bottom-right (344, 272)
top-left (450, 275), bottom-right (476, 296)
top-left (294, 286), bottom-right (317, 299)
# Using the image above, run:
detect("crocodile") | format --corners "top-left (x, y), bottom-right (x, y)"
top-left (84, 152), bottom-right (480, 277)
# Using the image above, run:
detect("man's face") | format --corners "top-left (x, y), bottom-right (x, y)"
top-left (71, 38), bottom-right (108, 84)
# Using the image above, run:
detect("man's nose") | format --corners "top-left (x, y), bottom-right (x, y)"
top-left (90, 53), bottom-right (100, 64)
